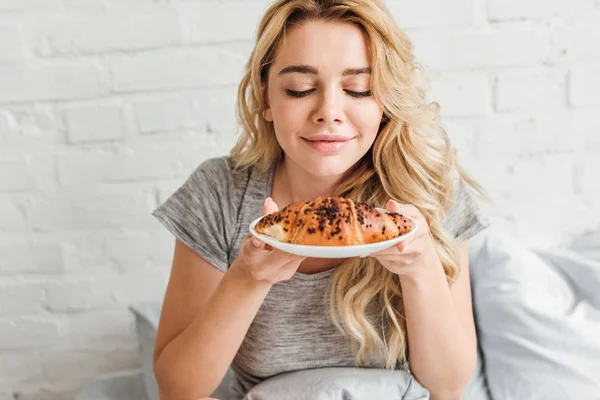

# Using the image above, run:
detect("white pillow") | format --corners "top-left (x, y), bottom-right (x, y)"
top-left (470, 231), bottom-right (600, 399)
top-left (244, 367), bottom-right (430, 400)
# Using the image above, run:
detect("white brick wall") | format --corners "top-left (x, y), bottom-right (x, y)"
top-left (0, 0), bottom-right (598, 398)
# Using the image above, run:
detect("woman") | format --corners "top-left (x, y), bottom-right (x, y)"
top-left (151, 1), bottom-right (491, 399)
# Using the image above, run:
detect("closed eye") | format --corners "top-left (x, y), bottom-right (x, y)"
top-left (285, 89), bottom-right (372, 98)
top-left (285, 89), bottom-right (316, 98)
top-left (345, 90), bottom-right (372, 98)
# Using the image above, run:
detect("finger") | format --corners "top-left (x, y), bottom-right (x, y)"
top-left (387, 200), bottom-right (421, 218)
top-left (397, 231), bottom-right (420, 250)
top-left (265, 248), bottom-right (306, 268)
top-left (368, 243), bottom-right (400, 257)
top-left (396, 239), bottom-right (410, 252)
top-left (386, 199), bottom-right (402, 213)
top-left (242, 235), bottom-right (271, 261)
top-left (274, 256), bottom-right (306, 281)
top-left (263, 197), bottom-right (279, 216)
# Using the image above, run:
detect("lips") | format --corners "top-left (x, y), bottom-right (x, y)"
top-left (302, 134), bottom-right (353, 143)
top-left (301, 136), bottom-right (354, 153)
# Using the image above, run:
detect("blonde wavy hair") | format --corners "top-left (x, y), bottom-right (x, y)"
top-left (230, 0), bottom-right (487, 369)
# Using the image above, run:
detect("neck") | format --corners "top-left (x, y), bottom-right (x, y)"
top-left (276, 157), bottom-right (345, 204)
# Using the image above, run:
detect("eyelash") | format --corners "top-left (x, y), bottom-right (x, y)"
top-left (285, 89), bottom-right (372, 98)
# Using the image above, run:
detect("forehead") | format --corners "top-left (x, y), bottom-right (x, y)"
top-left (272, 19), bottom-right (371, 75)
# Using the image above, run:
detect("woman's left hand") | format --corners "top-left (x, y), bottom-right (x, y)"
top-left (365, 200), bottom-right (439, 278)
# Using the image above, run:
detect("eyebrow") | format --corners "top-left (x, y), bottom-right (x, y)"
top-left (277, 65), bottom-right (371, 77)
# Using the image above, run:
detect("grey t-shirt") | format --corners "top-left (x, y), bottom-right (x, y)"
top-left (152, 155), bottom-right (491, 399)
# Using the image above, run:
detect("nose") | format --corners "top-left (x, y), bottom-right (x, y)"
top-left (312, 88), bottom-right (344, 126)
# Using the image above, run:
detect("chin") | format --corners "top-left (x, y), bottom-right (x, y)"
top-left (300, 156), bottom-right (357, 177)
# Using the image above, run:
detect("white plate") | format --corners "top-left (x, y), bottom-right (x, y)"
top-left (248, 208), bottom-right (418, 258)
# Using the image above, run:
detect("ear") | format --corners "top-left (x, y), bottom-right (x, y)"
top-left (261, 83), bottom-right (273, 122)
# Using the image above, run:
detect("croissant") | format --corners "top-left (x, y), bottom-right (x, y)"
top-left (255, 196), bottom-right (414, 246)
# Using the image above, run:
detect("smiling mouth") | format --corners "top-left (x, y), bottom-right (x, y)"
top-left (301, 138), bottom-right (355, 143)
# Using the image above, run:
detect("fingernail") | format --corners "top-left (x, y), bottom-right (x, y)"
top-left (252, 238), bottom-right (262, 248)
top-left (264, 197), bottom-right (272, 205)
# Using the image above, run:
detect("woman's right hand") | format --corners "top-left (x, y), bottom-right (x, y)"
top-left (234, 197), bottom-right (307, 284)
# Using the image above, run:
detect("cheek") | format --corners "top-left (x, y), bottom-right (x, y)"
top-left (349, 102), bottom-right (383, 137)
top-left (272, 98), bottom-right (308, 132)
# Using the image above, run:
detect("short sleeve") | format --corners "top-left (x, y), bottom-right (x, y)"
top-left (152, 157), bottom-right (238, 273)
top-left (444, 175), bottom-right (491, 244)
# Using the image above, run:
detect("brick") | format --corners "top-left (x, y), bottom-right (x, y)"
top-left (0, 104), bottom-right (65, 141)
top-left (63, 104), bottom-right (130, 144)
top-left (0, 283), bottom-right (44, 316)
top-left (503, 154), bottom-right (574, 197)
top-left (13, 390), bottom-right (80, 400)
top-left (437, 118), bottom-right (478, 156)
top-left (0, 64), bottom-right (110, 104)
top-left (23, 188), bottom-right (156, 231)
top-left (411, 29), bottom-right (547, 70)
top-left (570, 65), bottom-right (600, 106)
top-left (427, 72), bottom-right (490, 116)
top-left (0, 108), bottom-right (20, 140)
top-left (115, 268), bottom-right (169, 304)
top-left (39, 345), bottom-right (140, 382)
top-left (63, 232), bottom-right (107, 270)
top-left (0, 155), bottom-right (35, 192)
top-left (27, 8), bottom-right (181, 56)
top-left (104, 231), bottom-right (157, 270)
top-left (0, 351), bottom-right (43, 386)
top-left (0, 197), bottom-right (27, 232)
top-left (467, 154), bottom-right (578, 241)
top-left (0, 242), bottom-right (65, 274)
top-left (56, 144), bottom-right (192, 185)
top-left (551, 26), bottom-right (600, 64)
top-left (576, 149), bottom-right (600, 197)
top-left (133, 95), bottom-right (196, 133)
top-left (156, 180), bottom-right (184, 205)
top-left (387, 0), bottom-right (475, 28)
top-left (193, 86), bottom-right (239, 134)
top-left (65, 310), bottom-right (137, 345)
top-left (66, 231), bottom-right (172, 272)
top-left (472, 112), bottom-right (583, 157)
top-left (0, 318), bottom-right (60, 349)
top-left (61, 0), bottom-right (107, 7)
top-left (0, 152), bottom-right (57, 192)
top-left (511, 112), bottom-right (583, 154)
top-left (109, 46), bottom-right (245, 92)
top-left (105, 229), bottom-right (174, 268)
top-left (495, 70), bottom-right (566, 111)
top-left (487, 0), bottom-right (595, 21)
top-left (0, 25), bottom-right (22, 62)
top-left (573, 111), bottom-right (600, 151)
top-left (44, 278), bottom-right (117, 312)
top-left (179, 1), bottom-right (268, 43)
top-left (62, 0), bottom-right (158, 6)
top-left (0, 0), bottom-right (60, 12)
top-left (147, 230), bottom-right (175, 265)
top-left (177, 137), bottom-right (225, 170)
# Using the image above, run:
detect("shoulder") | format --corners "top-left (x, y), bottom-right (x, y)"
top-left (189, 155), bottom-right (235, 183)
top-left (187, 155), bottom-right (252, 193)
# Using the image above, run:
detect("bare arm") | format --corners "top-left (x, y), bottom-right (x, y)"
top-left (400, 240), bottom-right (477, 400)
top-left (154, 198), bottom-right (305, 399)
top-left (153, 239), bottom-right (272, 399)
